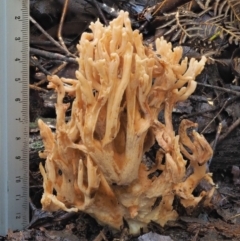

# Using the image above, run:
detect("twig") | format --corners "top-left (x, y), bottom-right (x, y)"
top-left (183, 95), bottom-right (240, 120)
top-left (201, 98), bottom-right (230, 134)
top-left (208, 122), bottom-right (222, 168)
top-left (191, 229), bottom-right (199, 241)
top-left (30, 47), bottom-right (77, 64)
top-left (230, 213), bottom-right (240, 219)
top-left (92, 0), bottom-right (108, 25)
top-left (58, 0), bottom-right (70, 52)
top-left (152, 0), bottom-right (191, 16)
top-left (30, 185), bottom-right (44, 188)
top-left (208, 118), bottom-right (240, 170)
top-left (29, 84), bottom-right (48, 92)
top-left (180, 107), bottom-right (219, 120)
top-left (33, 62), bottom-right (65, 86)
top-left (176, 11), bottom-right (191, 39)
top-left (35, 50), bottom-right (78, 86)
top-left (217, 118), bottom-right (240, 144)
top-left (197, 82), bottom-right (240, 96)
top-left (139, 21), bottom-right (149, 32)
top-left (30, 40), bottom-right (71, 46)
top-left (30, 57), bottom-right (52, 76)
top-left (93, 229), bottom-right (109, 241)
top-left (35, 49), bottom-right (78, 86)
top-left (139, 0), bottom-right (192, 32)
top-left (30, 15), bottom-right (74, 57)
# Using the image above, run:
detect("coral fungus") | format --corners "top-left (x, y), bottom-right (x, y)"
top-left (38, 11), bottom-right (214, 234)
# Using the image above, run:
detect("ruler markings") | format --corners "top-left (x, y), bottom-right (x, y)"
top-left (0, 0), bottom-right (29, 235)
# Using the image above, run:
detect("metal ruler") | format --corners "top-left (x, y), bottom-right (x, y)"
top-left (0, 0), bottom-right (29, 236)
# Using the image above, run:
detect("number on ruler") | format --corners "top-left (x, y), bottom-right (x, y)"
top-left (15, 195), bottom-right (21, 201)
top-left (16, 176), bottom-right (21, 183)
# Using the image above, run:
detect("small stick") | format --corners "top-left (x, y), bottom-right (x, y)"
top-left (139, 21), bottom-right (149, 32)
top-left (35, 50), bottom-right (77, 86)
top-left (152, 0), bottom-right (191, 16)
top-left (30, 57), bottom-right (52, 76)
top-left (29, 84), bottom-right (48, 92)
top-left (30, 16), bottom-right (74, 57)
top-left (30, 47), bottom-right (77, 64)
top-left (180, 107), bottom-right (219, 120)
top-left (191, 229), bottom-right (199, 241)
top-left (181, 96), bottom-right (240, 120)
top-left (197, 82), bottom-right (240, 96)
top-left (58, 0), bottom-right (70, 52)
top-left (217, 118), bottom-right (240, 144)
top-left (30, 40), bottom-right (71, 46)
top-left (138, 0), bottom-right (192, 32)
top-left (230, 213), bottom-right (240, 219)
top-left (208, 122), bottom-right (222, 168)
top-left (92, 0), bottom-right (108, 25)
top-left (32, 61), bottom-right (67, 87)
top-left (93, 229), bottom-right (109, 241)
top-left (201, 98), bottom-right (229, 134)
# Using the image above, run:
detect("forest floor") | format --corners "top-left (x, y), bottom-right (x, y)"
top-left (2, 0), bottom-right (240, 240)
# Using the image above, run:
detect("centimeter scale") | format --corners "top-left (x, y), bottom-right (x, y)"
top-left (0, 0), bottom-right (29, 235)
